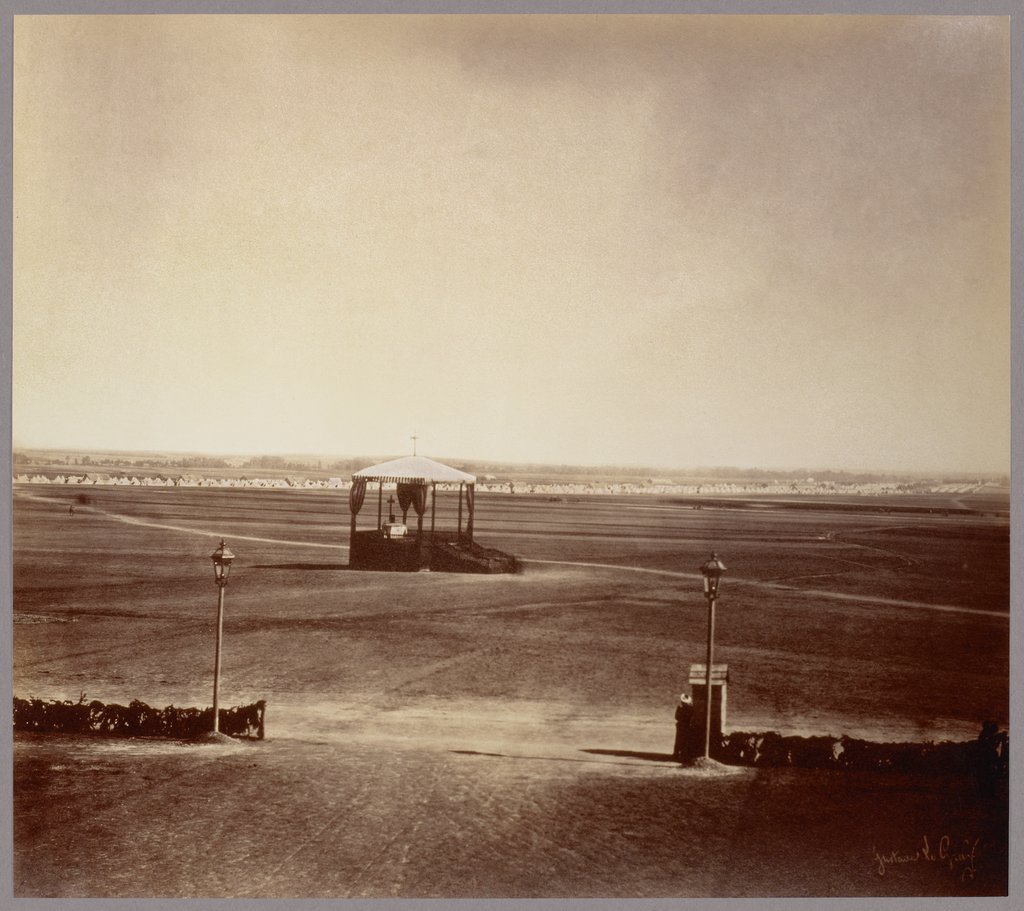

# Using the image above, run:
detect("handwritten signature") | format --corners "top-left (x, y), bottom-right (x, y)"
top-left (873, 835), bottom-right (979, 882)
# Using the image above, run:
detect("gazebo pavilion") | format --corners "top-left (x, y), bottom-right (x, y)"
top-left (347, 455), bottom-right (515, 573)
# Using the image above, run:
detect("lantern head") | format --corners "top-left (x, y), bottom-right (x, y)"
top-left (211, 539), bottom-right (235, 586)
top-left (700, 551), bottom-right (726, 599)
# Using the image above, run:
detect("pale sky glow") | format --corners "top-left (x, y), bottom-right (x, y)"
top-left (13, 14), bottom-right (1010, 473)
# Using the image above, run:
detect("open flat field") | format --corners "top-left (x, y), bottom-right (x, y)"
top-left (10, 485), bottom-right (1011, 898)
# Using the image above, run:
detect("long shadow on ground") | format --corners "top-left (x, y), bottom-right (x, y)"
top-left (251, 563), bottom-right (352, 570)
top-left (450, 749), bottom-right (669, 768)
top-left (581, 748), bottom-right (678, 763)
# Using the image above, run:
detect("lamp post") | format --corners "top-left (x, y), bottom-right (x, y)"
top-left (699, 552), bottom-right (726, 760)
top-left (210, 539), bottom-right (235, 734)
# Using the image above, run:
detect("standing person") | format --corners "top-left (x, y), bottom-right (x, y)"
top-left (68, 504), bottom-right (74, 516)
top-left (674, 694), bottom-right (694, 761)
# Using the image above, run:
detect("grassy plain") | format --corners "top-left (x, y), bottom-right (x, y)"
top-left (10, 484), bottom-right (1011, 898)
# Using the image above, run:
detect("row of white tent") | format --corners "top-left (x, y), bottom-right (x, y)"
top-left (13, 474), bottom-right (346, 489)
top-left (12, 474), bottom-right (991, 496)
top-left (928, 483), bottom-right (993, 494)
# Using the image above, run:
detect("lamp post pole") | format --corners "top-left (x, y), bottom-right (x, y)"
top-left (703, 588), bottom-right (715, 759)
top-left (210, 540), bottom-right (235, 734)
top-left (700, 552), bottom-right (726, 760)
top-left (212, 582), bottom-right (225, 733)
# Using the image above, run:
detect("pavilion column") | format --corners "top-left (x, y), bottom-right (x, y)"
top-left (430, 482), bottom-right (436, 542)
top-left (377, 480), bottom-right (383, 530)
top-left (466, 483), bottom-right (475, 544)
top-left (409, 482), bottom-right (428, 570)
top-left (347, 478), bottom-right (367, 567)
top-left (457, 483), bottom-right (464, 541)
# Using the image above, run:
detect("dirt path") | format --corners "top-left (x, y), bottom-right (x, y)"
top-left (521, 558), bottom-right (1007, 619)
top-left (16, 489), bottom-right (1007, 619)
top-left (832, 524), bottom-right (921, 565)
top-left (15, 489), bottom-right (350, 550)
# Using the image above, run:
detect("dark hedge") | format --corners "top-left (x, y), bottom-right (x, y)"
top-left (13, 696), bottom-right (265, 740)
top-left (717, 728), bottom-right (1008, 777)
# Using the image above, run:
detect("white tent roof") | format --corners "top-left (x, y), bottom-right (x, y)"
top-left (353, 455), bottom-right (476, 484)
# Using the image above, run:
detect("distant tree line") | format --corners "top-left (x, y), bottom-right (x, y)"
top-left (243, 455), bottom-right (321, 471)
top-left (14, 452), bottom-right (232, 470)
top-left (11, 450), bottom-right (1005, 487)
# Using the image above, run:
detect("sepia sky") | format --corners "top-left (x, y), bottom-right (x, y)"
top-left (12, 14), bottom-right (1010, 473)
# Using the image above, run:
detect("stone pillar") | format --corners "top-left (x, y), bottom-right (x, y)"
top-left (688, 663), bottom-right (728, 756)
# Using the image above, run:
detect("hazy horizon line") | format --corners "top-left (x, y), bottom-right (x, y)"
top-left (10, 443), bottom-right (1010, 481)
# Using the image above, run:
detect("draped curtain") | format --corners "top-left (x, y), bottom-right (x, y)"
top-left (348, 477), bottom-right (367, 515)
top-left (411, 483), bottom-right (428, 516)
top-left (465, 484), bottom-right (475, 539)
top-left (399, 482), bottom-right (428, 517)
top-left (397, 482), bottom-right (415, 518)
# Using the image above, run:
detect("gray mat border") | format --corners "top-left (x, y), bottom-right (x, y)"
top-left (0, 2), bottom-right (1019, 910)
